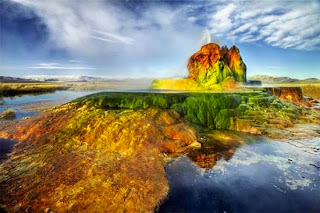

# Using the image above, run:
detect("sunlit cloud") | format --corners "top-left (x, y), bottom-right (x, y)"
top-left (203, 0), bottom-right (320, 50)
top-left (29, 62), bottom-right (96, 70)
top-left (68, 60), bottom-right (84, 63)
top-left (92, 30), bottom-right (135, 45)
top-left (10, 0), bottom-right (201, 76)
top-left (90, 36), bottom-right (117, 43)
top-left (2, 0), bottom-right (320, 78)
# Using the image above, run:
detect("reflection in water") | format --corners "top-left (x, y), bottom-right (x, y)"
top-left (0, 138), bottom-right (17, 163)
top-left (158, 133), bottom-right (320, 213)
top-left (188, 147), bottom-right (236, 169)
top-left (188, 131), bottom-right (255, 169)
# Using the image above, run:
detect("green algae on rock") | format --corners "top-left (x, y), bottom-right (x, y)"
top-left (0, 91), bottom-right (319, 212)
top-left (188, 44), bottom-right (246, 86)
top-left (73, 92), bottom-right (309, 133)
top-left (151, 43), bottom-right (246, 90)
top-left (0, 103), bottom-right (198, 212)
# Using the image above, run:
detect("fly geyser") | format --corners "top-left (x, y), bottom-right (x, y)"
top-left (188, 43), bottom-right (246, 86)
top-left (152, 43), bottom-right (247, 90)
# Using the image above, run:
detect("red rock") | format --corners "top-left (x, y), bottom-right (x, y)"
top-left (187, 43), bottom-right (246, 86)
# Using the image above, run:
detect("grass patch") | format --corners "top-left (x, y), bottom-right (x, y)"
top-left (0, 83), bottom-right (69, 96)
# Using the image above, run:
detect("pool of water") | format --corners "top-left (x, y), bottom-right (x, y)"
top-left (0, 89), bottom-right (229, 120)
top-left (0, 90), bottom-right (108, 106)
top-left (0, 90), bottom-right (107, 120)
top-left (158, 135), bottom-right (320, 213)
top-left (0, 138), bottom-right (17, 163)
top-left (0, 89), bottom-right (197, 120)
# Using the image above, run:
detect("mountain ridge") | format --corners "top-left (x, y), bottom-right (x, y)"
top-left (248, 75), bottom-right (320, 83)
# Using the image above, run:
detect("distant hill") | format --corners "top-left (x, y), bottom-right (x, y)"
top-left (302, 78), bottom-right (320, 82)
top-left (248, 75), bottom-right (320, 83)
top-left (26, 75), bottom-right (104, 82)
top-left (26, 75), bottom-right (155, 82)
top-left (0, 76), bottom-right (39, 83)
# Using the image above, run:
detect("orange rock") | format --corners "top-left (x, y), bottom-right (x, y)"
top-left (163, 123), bottom-right (197, 145)
top-left (188, 43), bottom-right (221, 80)
top-left (227, 45), bottom-right (247, 82)
top-left (187, 43), bottom-right (246, 88)
top-left (152, 43), bottom-right (246, 90)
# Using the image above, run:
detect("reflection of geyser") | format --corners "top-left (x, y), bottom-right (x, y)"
top-left (187, 132), bottom-right (247, 169)
top-left (188, 147), bottom-right (237, 169)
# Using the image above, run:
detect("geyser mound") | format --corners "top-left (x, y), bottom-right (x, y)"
top-left (152, 43), bottom-right (247, 90)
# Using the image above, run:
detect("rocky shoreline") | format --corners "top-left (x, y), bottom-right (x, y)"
top-left (1, 41), bottom-right (319, 212)
top-left (0, 90), bottom-right (320, 212)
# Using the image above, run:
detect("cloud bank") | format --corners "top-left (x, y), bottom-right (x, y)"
top-left (10, 0), bottom-right (205, 77)
top-left (2, 0), bottom-right (320, 78)
top-left (204, 0), bottom-right (320, 50)
top-left (29, 62), bottom-right (96, 70)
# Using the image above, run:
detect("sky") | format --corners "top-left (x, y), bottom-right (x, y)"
top-left (0, 0), bottom-right (320, 79)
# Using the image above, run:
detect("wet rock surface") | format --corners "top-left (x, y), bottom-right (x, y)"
top-left (0, 103), bottom-right (198, 212)
top-left (0, 109), bottom-right (16, 120)
top-left (0, 91), bottom-right (319, 212)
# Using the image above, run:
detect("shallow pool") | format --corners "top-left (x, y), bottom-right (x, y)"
top-left (0, 90), bottom-right (105, 120)
top-left (158, 136), bottom-right (320, 213)
top-left (0, 138), bottom-right (17, 163)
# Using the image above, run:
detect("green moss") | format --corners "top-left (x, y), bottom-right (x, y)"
top-left (70, 91), bottom-right (300, 131)
top-left (170, 103), bottom-right (183, 114)
top-left (270, 99), bottom-right (284, 109)
top-left (196, 61), bottom-right (236, 89)
top-left (247, 96), bottom-right (274, 107)
top-left (179, 93), bottom-right (242, 129)
top-left (236, 104), bottom-right (250, 115)
top-left (281, 107), bottom-right (301, 117)
top-left (211, 95), bottom-right (241, 109)
top-left (75, 92), bottom-right (188, 110)
top-left (231, 61), bottom-right (246, 82)
top-left (215, 109), bottom-right (236, 129)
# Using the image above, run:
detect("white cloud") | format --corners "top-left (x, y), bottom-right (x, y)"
top-left (8, 0), bottom-right (320, 78)
top-left (11, 0), bottom-right (202, 77)
top-left (68, 60), bottom-right (84, 63)
top-left (210, 3), bottom-right (236, 34)
top-left (90, 36), bottom-right (117, 44)
top-left (92, 30), bottom-right (135, 45)
top-left (29, 62), bottom-right (96, 70)
top-left (207, 0), bottom-right (320, 50)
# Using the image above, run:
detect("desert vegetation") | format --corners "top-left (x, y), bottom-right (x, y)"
top-left (0, 83), bottom-right (68, 96)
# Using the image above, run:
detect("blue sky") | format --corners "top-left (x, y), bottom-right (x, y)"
top-left (0, 0), bottom-right (320, 79)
